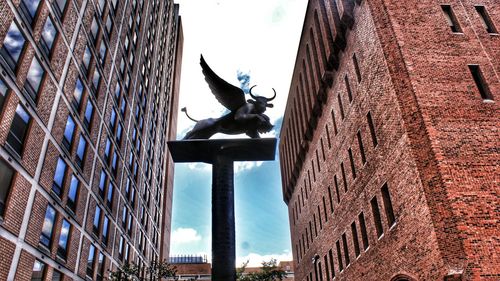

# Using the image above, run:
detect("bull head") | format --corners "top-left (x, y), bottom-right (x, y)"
top-left (248, 85), bottom-right (276, 110)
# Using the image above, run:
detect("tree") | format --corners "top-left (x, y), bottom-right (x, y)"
top-left (236, 259), bottom-right (288, 281)
top-left (108, 260), bottom-right (177, 281)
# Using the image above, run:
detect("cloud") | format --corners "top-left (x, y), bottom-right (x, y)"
top-left (236, 252), bottom-right (293, 268)
top-left (234, 161), bottom-right (264, 173)
top-left (171, 227), bottom-right (202, 244)
top-left (237, 70), bottom-right (251, 93)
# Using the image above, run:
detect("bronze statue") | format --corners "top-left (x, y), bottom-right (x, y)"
top-left (182, 55), bottom-right (275, 140)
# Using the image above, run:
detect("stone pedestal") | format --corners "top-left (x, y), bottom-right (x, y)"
top-left (167, 138), bottom-right (277, 281)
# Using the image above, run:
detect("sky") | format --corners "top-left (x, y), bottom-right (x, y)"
top-left (169, 0), bottom-right (308, 267)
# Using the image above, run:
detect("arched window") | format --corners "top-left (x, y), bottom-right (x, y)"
top-left (391, 274), bottom-right (415, 281)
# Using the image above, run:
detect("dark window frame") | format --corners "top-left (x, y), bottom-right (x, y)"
top-left (6, 104), bottom-right (32, 157)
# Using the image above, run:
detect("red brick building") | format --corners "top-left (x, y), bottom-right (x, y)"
top-left (279, 0), bottom-right (498, 280)
top-left (0, 0), bottom-right (182, 279)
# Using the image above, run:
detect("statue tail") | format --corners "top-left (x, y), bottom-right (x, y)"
top-left (181, 107), bottom-right (199, 122)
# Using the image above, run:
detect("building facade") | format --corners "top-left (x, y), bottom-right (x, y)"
top-left (279, 0), bottom-right (498, 280)
top-left (0, 0), bottom-right (182, 279)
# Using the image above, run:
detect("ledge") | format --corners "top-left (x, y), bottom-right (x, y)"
top-left (167, 138), bottom-right (277, 164)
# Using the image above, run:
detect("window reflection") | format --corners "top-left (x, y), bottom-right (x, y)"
top-left (24, 57), bottom-right (45, 101)
top-left (40, 17), bottom-right (57, 57)
top-left (20, 0), bottom-right (42, 25)
top-left (57, 219), bottom-right (70, 258)
top-left (40, 205), bottom-right (56, 247)
top-left (52, 157), bottom-right (67, 196)
top-left (67, 175), bottom-right (79, 210)
top-left (83, 45), bottom-right (92, 70)
top-left (73, 78), bottom-right (84, 108)
top-left (1, 21), bottom-right (26, 72)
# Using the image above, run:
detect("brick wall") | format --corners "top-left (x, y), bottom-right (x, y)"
top-left (280, 0), bottom-right (499, 280)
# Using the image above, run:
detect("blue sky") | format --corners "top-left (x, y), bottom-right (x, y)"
top-left (170, 0), bottom-right (307, 267)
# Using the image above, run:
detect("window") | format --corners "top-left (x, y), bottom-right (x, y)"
top-left (73, 78), bottom-right (84, 109)
top-left (52, 157), bottom-right (67, 197)
top-left (330, 110), bottom-right (338, 135)
top-left (116, 122), bottom-right (123, 143)
top-left (340, 162), bottom-right (347, 192)
top-left (31, 260), bottom-right (46, 281)
top-left (345, 75), bottom-right (353, 102)
top-left (348, 148), bottom-right (356, 179)
top-left (97, 0), bottom-right (106, 15)
top-left (334, 175), bottom-right (340, 203)
top-left (322, 197), bottom-right (328, 222)
top-left (110, 108), bottom-right (117, 129)
top-left (51, 270), bottom-right (63, 281)
top-left (358, 212), bottom-right (369, 250)
top-left (328, 249), bottom-right (335, 277)
top-left (327, 186), bottom-right (334, 213)
top-left (120, 97), bottom-right (126, 116)
top-left (90, 17), bottom-right (99, 43)
top-left (338, 94), bottom-right (345, 120)
top-left (63, 115), bottom-right (75, 150)
top-left (87, 244), bottom-right (96, 277)
top-left (82, 45), bottom-right (92, 71)
top-left (106, 183), bottom-right (113, 208)
top-left (57, 219), bottom-right (71, 259)
top-left (381, 183), bottom-right (396, 227)
top-left (323, 255), bottom-right (330, 281)
top-left (111, 0), bottom-right (119, 11)
top-left (367, 112), bottom-right (378, 147)
top-left (84, 100), bottom-right (94, 128)
top-left (93, 205), bottom-right (101, 234)
top-left (6, 104), bottom-right (31, 156)
top-left (96, 252), bottom-right (105, 281)
top-left (353, 54), bottom-right (362, 82)
top-left (98, 171), bottom-right (107, 197)
top-left (351, 222), bottom-right (360, 257)
top-left (0, 158), bottom-right (15, 217)
top-left (468, 65), bottom-right (493, 100)
top-left (105, 17), bottom-right (113, 37)
top-left (76, 135), bottom-right (87, 167)
top-left (39, 16), bottom-right (58, 57)
top-left (67, 175), bottom-right (79, 211)
top-left (114, 83), bottom-right (121, 101)
top-left (102, 215), bottom-right (109, 244)
top-left (99, 41), bottom-right (107, 65)
top-left (441, 5), bottom-right (462, 33)
top-left (40, 205), bottom-right (56, 248)
top-left (24, 57), bottom-right (45, 101)
top-left (53, 0), bottom-right (68, 19)
top-left (336, 240), bottom-right (343, 271)
top-left (20, 0), bottom-right (42, 26)
top-left (92, 68), bottom-right (101, 91)
top-left (371, 196), bottom-right (384, 237)
top-left (357, 131), bottom-right (366, 164)
top-left (475, 6), bottom-right (497, 34)
top-left (0, 78), bottom-right (9, 113)
top-left (342, 233), bottom-right (350, 266)
top-left (118, 235), bottom-right (124, 259)
top-left (104, 138), bottom-right (112, 161)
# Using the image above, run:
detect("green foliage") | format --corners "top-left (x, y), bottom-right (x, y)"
top-left (108, 260), bottom-right (177, 281)
top-left (236, 259), bottom-right (288, 281)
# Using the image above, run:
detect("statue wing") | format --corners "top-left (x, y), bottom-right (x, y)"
top-left (200, 55), bottom-right (246, 111)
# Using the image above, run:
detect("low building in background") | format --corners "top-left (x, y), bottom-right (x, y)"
top-left (169, 255), bottom-right (211, 280)
top-left (168, 255), bottom-right (295, 280)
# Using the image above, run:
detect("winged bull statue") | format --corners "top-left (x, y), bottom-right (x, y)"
top-left (182, 55), bottom-right (276, 140)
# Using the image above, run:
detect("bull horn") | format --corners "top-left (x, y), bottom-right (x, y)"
top-left (248, 85), bottom-right (277, 101)
top-left (268, 88), bottom-right (277, 101)
top-left (249, 85), bottom-right (258, 100)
